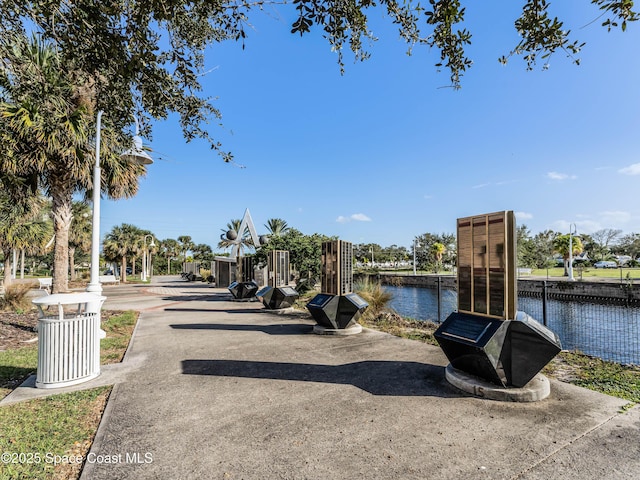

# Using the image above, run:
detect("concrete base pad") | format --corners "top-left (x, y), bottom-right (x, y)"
top-left (313, 323), bottom-right (363, 336)
top-left (445, 364), bottom-right (551, 402)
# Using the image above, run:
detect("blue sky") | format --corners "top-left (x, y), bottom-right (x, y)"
top-left (99, 2), bottom-right (640, 250)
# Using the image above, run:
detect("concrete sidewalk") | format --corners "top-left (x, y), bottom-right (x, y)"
top-left (5, 276), bottom-right (640, 479)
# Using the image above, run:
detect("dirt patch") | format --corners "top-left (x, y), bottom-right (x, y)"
top-left (0, 310), bottom-right (118, 351)
top-left (543, 354), bottom-right (582, 382)
top-left (0, 311), bottom-right (39, 351)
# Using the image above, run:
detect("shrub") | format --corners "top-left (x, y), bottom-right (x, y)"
top-left (295, 277), bottom-right (318, 294)
top-left (0, 282), bottom-right (35, 312)
top-left (354, 278), bottom-right (393, 323)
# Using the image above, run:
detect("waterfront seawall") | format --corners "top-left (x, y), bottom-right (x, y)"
top-left (367, 273), bottom-right (640, 304)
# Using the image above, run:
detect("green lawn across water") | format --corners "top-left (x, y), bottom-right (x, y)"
top-left (528, 267), bottom-right (640, 280)
top-left (370, 266), bottom-right (640, 281)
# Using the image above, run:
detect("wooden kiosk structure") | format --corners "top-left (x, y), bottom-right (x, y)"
top-left (435, 211), bottom-right (561, 388)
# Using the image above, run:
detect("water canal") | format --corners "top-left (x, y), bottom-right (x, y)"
top-left (384, 285), bottom-right (640, 365)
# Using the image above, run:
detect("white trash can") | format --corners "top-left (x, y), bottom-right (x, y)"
top-left (32, 292), bottom-right (106, 389)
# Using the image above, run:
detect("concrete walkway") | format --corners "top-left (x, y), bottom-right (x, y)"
top-left (4, 276), bottom-right (640, 479)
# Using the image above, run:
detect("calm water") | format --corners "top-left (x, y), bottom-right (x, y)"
top-left (385, 285), bottom-right (640, 365)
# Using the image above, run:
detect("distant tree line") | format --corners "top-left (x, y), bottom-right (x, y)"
top-left (5, 203), bottom-right (640, 287)
top-left (518, 226), bottom-right (640, 272)
top-left (355, 227), bottom-right (640, 276)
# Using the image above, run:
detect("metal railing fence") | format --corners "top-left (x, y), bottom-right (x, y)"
top-left (385, 280), bottom-right (639, 365)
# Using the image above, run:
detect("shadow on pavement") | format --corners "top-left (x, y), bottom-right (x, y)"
top-left (181, 359), bottom-right (458, 397)
top-left (159, 293), bottom-right (231, 302)
top-left (164, 306), bottom-right (262, 315)
top-left (170, 323), bottom-right (313, 335)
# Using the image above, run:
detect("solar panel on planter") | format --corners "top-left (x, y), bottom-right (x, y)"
top-left (307, 294), bottom-right (368, 330)
top-left (257, 285), bottom-right (300, 310)
top-left (228, 280), bottom-right (258, 300)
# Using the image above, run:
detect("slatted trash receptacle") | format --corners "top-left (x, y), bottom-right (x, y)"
top-left (32, 292), bottom-right (106, 389)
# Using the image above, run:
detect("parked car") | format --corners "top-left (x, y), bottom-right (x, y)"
top-left (593, 261), bottom-right (618, 269)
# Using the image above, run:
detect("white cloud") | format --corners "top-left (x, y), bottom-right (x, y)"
top-left (547, 171), bottom-right (577, 181)
top-left (618, 163), bottom-right (640, 175)
top-left (424, 194), bottom-right (433, 200)
top-left (575, 221), bottom-right (602, 234)
top-left (336, 213), bottom-right (372, 223)
top-left (599, 210), bottom-right (631, 224)
top-left (550, 211), bottom-right (632, 235)
top-left (515, 211), bottom-right (533, 220)
top-left (472, 183), bottom-right (490, 189)
top-left (550, 220), bottom-right (600, 234)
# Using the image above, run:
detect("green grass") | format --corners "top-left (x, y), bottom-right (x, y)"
top-left (530, 266), bottom-right (640, 280)
top-left (99, 311), bottom-right (137, 363)
top-left (545, 351), bottom-right (640, 405)
top-left (0, 386), bottom-right (111, 480)
top-left (0, 310), bottom-right (138, 479)
top-left (0, 345), bottom-right (38, 398)
top-left (362, 266), bottom-right (640, 280)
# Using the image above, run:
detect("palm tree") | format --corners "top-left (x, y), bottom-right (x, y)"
top-left (553, 234), bottom-right (584, 276)
top-left (217, 220), bottom-right (242, 250)
top-left (160, 238), bottom-right (180, 275)
top-left (103, 224), bottom-right (141, 283)
top-left (217, 219), bottom-right (254, 255)
top-left (265, 218), bottom-right (290, 237)
top-left (122, 225), bottom-right (147, 277)
top-left (177, 235), bottom-right (195, 268)
top-left (0, 189), bottom-right (50, 288)
top-left (69, 201), bottom-right (92, 281)
top-left (14, 207), bottom-right (52, 279)
top-left (430, 242), bottom-right (446, 273)
top-left (121, 224), bottom-right (144, 282)
top-left (0, 34), bottom-right (145, 293)
top-left (146, 233), bottom-right (159, 276)
top-left (192, 244), bottom-right (213, 262)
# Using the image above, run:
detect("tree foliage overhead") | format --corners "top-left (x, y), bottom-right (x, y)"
top-left (1, 33), bottom-right (147, 292)
top-left (1, 1), bottom-right (635, 162)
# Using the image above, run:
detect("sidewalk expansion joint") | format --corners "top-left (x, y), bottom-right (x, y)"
top-left (509, 411), bottom-right (625, 479)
